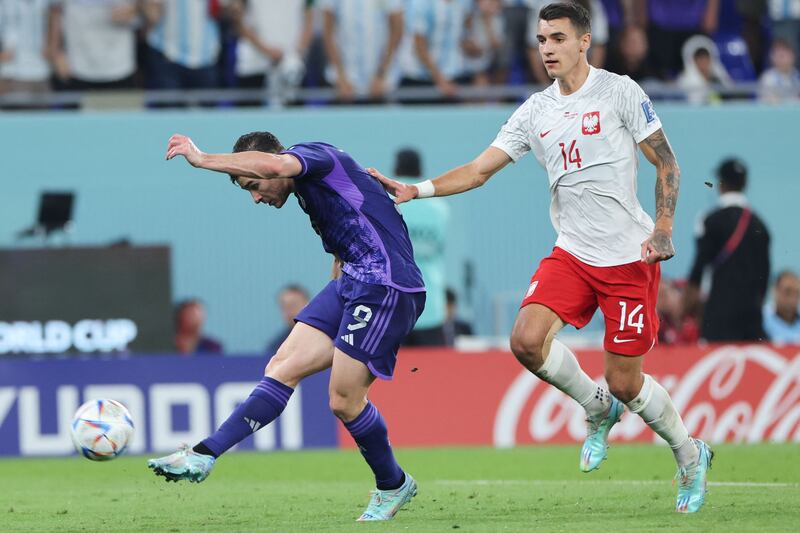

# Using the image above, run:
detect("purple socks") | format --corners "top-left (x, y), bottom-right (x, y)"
top-left (198, 377), bottom-right (293, 457)
top-left (343, 402), bottom-right (404, 490)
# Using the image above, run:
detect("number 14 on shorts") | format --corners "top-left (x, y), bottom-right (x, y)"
top-left (618, 301), bottom-right (644, 334)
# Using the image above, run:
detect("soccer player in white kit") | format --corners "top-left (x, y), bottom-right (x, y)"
top-left (370, 2), bottom-right (713, 514)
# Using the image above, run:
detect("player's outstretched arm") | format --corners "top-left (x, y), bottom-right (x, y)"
top-left (638, 128), bottom-right (681, 264)
top-left (165, 134), bottom-right (301, 179)
top-left (368, 146), bottom-right (511, 204)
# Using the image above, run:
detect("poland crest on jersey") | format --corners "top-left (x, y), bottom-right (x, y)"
top-left (581, 111), bottom-right (601, 135)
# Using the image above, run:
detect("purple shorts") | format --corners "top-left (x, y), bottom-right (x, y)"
top-left (296, 274), bottom-right (425, 380)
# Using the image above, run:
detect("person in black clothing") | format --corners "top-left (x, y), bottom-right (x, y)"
top-left (685, 158), bottom-right (771, 342)
top-left (442, 288), bottom-right (473, 347)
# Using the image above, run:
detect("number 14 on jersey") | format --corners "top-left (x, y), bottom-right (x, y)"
top-left (558, 139), bottom-right (582, 170)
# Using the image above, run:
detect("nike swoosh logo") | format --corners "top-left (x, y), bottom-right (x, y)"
top-left (539, 130), bottom-right (552, 138)
top-left (612, 336), bottom-right (636, 344)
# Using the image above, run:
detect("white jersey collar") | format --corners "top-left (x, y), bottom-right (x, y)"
top-left (554, 65), bottom-right (597, 100)
top-left (718, 191), bottom-right (748, 208)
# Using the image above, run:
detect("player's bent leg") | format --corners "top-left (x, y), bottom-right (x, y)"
top-left (148, 323), bottom-right (334, 483)
top-left (509, 303), bottom-right (562, 371)
top-left (265, 322), bottom-right (337, 388)
top-left (607, 353), bottom-right (711, 512)
top-left (512, 304), bottom-right (617, 471)
top-left (329, 350), bottom-right (416, 521)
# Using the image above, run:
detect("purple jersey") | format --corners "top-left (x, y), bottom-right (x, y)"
top-left (282, 142), bottom-right (425, 293)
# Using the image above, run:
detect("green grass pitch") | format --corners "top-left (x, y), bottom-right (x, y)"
top-left (1, 444), bottom-right (798, 532)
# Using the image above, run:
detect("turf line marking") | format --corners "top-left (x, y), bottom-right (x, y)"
top-left (434, 480), bottom-right (799, 489)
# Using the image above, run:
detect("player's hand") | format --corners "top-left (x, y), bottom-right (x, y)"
top-left (366, 167), bottom-right (418, 204)
top-left (166, 134), bottom-right (205, 167)
top-left (641, 229), bottom-right (675, 264)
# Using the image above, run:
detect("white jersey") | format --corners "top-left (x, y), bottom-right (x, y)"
top-left (491, 67), bottom-right (662, 267)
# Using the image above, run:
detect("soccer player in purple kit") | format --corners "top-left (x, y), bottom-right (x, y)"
top-left (147, 132), bottom-right (425, 522)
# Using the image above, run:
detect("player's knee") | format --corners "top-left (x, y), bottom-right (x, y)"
top-left (510, 330), bottom-right (546, 369)
top-left (605, 371), bottom-right (639, 404)
top-left (264, 346), bottom-right (301, 386)
top-left (328, 393), bottom-right (359, 421)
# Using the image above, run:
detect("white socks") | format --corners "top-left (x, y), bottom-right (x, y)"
top-left (627, 374), bottom-right (699, 466)
top-left (535, 342), bottom-right (698, 466)
top-left (535, 339), bottom-right (611, 418)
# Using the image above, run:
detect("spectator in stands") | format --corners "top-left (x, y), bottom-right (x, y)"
top-left (265, 284), bottom-right (310, 357)
top-left (764, 270), bottom-right (800, 344)
top-left (599, 0), bottom-right (646, 45)
top-left (142, 0), bottom-right (221, 90)
top-left (47, 0), bottom-right (138, 90)
top-left (400, 0), bottom-right (472, 100)
top-left (227, 0), bottom-right (312, 102)
top-left (685, 158), bottom-right (771, 342)
top-left (497, 0), bottom-right (531, 83)
top-left (769, 0), bottom-right (800, 68)
top-left (758, 38), bottom-right (800, 103)
top-left (442, 287), bottom-right (473, 346)
top-left (174, 299), bottom-right (224, 355)
top-left (734, 0), bottom-right (767, 74)
top-left (0, 0), bottom-right (51, 96)
top-left (657, 278), bottom-right (699, 345)
top-left (527, 0), bottom-right (608, 85)
top-left (462, 0), bottom-right (504, 88)
top-left (676, 35), bottom-right (732, 104)
top-left (646, 0), bottom-right (717, 80)
top-left (606, 24), bottom-right (657, 81)
top-left (321, 0), bottom-right (403, 103)
top-left (393, 148), bottom-right (450, 347)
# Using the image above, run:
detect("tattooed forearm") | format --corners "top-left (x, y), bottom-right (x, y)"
top-left (643, 129), bottom-right (681, 226)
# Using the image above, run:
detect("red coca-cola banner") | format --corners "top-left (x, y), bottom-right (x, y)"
top-left (338, 345), bottom-right (800, 447)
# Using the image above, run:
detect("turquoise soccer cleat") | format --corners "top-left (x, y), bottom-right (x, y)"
top-left (675, 439), bottom-right (714, 513)
top-left (356, 473), bottom-right (417, 521)
top-left (580, 396), bottom-right (624, 472)
top-left (147, 444), bottom-right (216, 483)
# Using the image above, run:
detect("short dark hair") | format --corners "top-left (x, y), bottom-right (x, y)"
top-left (539, 2), bottom-right (591, 36)
top-left (693, 47), bottom-right (711, 61)
top-left (174, 298), bottom-right (204, 325)
top-left (775, 270), bottom-right (799, 286)
top-left (446, 288), bottom-right (457, 306)
top-left (394, 148), bottom-right (422, 177)
top-left (772, 37), bottom-right (796, 54)
top-left (229, 131), bottom-right (285, 183)
top-left (716, 158), bottom-right (747, 191)
top-left (278, 283), bottom-right (309, 301)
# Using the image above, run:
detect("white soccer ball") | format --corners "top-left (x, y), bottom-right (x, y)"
top-left (71, 399), bottom-right (135, 461)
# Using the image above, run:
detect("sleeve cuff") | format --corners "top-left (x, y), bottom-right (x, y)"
top-left (490, 140), bottom-right (522, 162)
top-left (633, 120), bottom-right (663, 145)
top-left (282, 151), bottom-right (307, 177)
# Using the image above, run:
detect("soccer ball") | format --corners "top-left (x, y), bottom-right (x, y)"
top-left (71, 399), bottom-right (135, 461)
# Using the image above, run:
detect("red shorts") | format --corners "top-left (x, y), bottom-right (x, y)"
top-left (521, 247), bottom-right (660, 356)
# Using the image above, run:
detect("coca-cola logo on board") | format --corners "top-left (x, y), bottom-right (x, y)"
top-left (493, 346), bottom-right (800, 446)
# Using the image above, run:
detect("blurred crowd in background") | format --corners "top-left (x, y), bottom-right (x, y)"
top-left (1, 0), bottom-right (800, 107)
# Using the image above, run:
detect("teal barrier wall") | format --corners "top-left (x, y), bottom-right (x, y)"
top-left (1, 104), bottom-right (797, 352)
